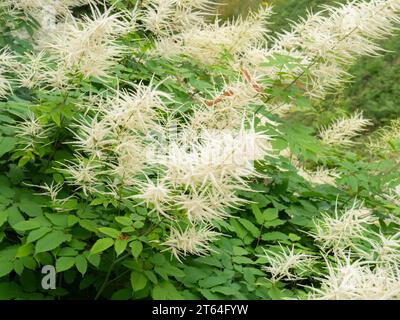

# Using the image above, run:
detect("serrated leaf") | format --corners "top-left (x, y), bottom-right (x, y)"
top-left (130, 240), bottom-right (143, 258)
top-left (13, 220), bottom-right (41, 231)
top-left (27, 227), bottom-right (51, 243)
top-left (18, 197), bottom-right (42, 217)
top-left (56, 257), bottom-right (75, 272)
top-left (16, 243), bottom-right (34, 258)
top-left (238, 218), bottom-right (260, 238)
top-left (90, 238), bottom-right (114, 254)
top-left (98, 227), bottom-right (120, 238)
top-left (74, 255), bottom-right (87, 275)
top-left (130, 271), bottom-right (147, 292)
top-left (35, 230), bottom-right (71, 253)
top-left (114, 239), bottom-right (128, 256)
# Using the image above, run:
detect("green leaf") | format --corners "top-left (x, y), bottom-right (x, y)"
top-left (114, 239), bottom-right (128, 256)
top-left (27, 227), bottom-right (51, 243)
top-left (232, 256), bottom-right (254, 265)
top-left (115, 216), bottom-right (132, 226)
top-left (152, 281), bottom-right (183, 300)
top-left (16, 243), bottom-right (34, 258)
top-left (130, 240), bottom-right (143, 258)
top-left (238, 218), bottom-right (260, 238)
top-left (98, 227), bottom-right (120, 238)
top-left (252, 204), bottom-right (265, 224)
top-left (18, 197), bottom-right (42, 217)
top-left (130, 271), bottom-right (147, 292)
top-left (0, 261), bottom-right (13, 278)
top-left (264, 208), bottom-right (279, 221)
top-left (232, 246), bottom-right (248, 256)
top-left (35, 230), bottom-right (71, 254)
top-left (0, 210), bottom-right (8, 227)
top-left (0, 137), bottom-right (17, 158)
top-left (6, 205), bottom-right (24, 227)
top-left (56, 257), bottom-right (76, 272)
top-left (75, 255), bottom-right (88, 275)
top-left (67, 215), bottom-right (79, 227)
top-left (13, 219), bottom-right (41, 231)
top-left (262, 232), bottom-right (289, 241)
top-left (90, 238), bottom-right (114, 254)
top-left (288, 233), bottom-right (301, 241)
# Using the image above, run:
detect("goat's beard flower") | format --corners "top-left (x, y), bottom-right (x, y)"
top-left (101, 84), bottom-right (171, 134)
top-left (0, 48), bottom-right (18, 97)
top-left (162, 225), bottom-right (221, 261)
top-left (15, 112), bottom-right (52, 149)
top-left (311, 201), bottom-right (377, 251)
top-left (260, 245), bottom-right (316, 283)
top-left (176, 185), bottom-right (245, 224)
top-left (154, 124), bottom-right (273, 193)
top-left (152, 6), bottom-right (272, 65)
top-left (309, 253), bottom-right (400, 300)
top-left (63, 156), bottom-right (102, 196)
top-left (318, 112), bottom-right (372, 147)
top-left (131, 178), bottom-right (172, 218)
top-left (39, 5), bottom-right (135, 79)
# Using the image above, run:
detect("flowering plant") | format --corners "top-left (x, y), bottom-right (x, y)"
top-left (0, 0), bottom-right (399, 300)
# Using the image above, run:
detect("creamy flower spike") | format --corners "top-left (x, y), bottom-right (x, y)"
top-left (312, 201), bottom-right (377, 251)
top-left (155, 125), bottom-right (273, 193)
top-left (41, 5), bottom-right (134, 79)
top-left (318, 112), bottom-right (372, 147)
top-left (152, 6), bottom-right (272, 65)
top-left (0, 48), bottom-right (18, 97)
top-left (261, 245), bottom-right (316, 283)
top-left (309, 253), bottom-right (400, 300)
top-left (162, 225), bottom-right (220, 261)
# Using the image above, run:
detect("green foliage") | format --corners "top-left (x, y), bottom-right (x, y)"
top-left (0, 0), bottom-right (399, 301)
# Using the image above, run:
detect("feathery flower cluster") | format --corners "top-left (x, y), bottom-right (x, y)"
top-left (260, 246), bottom-right (316, 283)
top-left (309, 253), bottom-right (400, 300)
top-left (368, 118), bottom-right (400, 155)
top-left (61, 78), bottom-right (274, 259)
top-left (39, 6), bottom-right (134, 79)
top-left (0, 48), bottom-right (18, 98)
top-left (151, 6), bottom-right (272, 65)
top-left (318, 112), bottom-right (372, 147)
top-left (162, 225), bottom-right (220, 261)
top-left (14, 112), bottom-right (52, 149)
top-left (312, 201), bottom-right (376, 251)
top-left (141, 0), bottom-right (214, 36)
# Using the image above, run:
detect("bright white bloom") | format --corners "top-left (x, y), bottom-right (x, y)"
top-left (63, 156), bottom-right (101, 196)
top-left (132, 178), bottom-right (172, 217)
top-left (312, 201), bottom-right (377, 251)
top-left (260, 245), bottom-right (316, 283)
top-left (153, 6), bottom-right (272, 65)
top-left (155, 125), bottom-right (273, 192)
top-left (309, 253), bottom-right (400, 300)
top-left (141, 0), bottom-right (177, 35)
top-left (15, 112), bottom-right (52, 149)
top-left (355, 232), bottom-right (400, 264)
top-left (319, 112), bottom-right (372, 146)
top-left (70, 116), bottom-right (113, 158)
top-left (109, 135), bottom-right (147, 186)
top-left (42, 5), bottom-right (134, 79)
top-left (0, 48), bottom-right (17, 98)
top-left (162, 225), bottom-right (220, 261)
top-left (101, 84), bottom-right (171, 134)
top-left (176, 186), bottom-right (243, 224)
